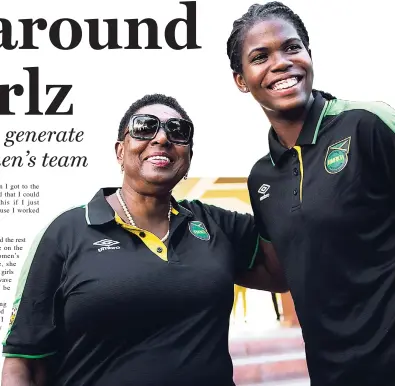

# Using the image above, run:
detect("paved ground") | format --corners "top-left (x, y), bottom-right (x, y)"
top-left (230, 291), bottom-right (309, 385)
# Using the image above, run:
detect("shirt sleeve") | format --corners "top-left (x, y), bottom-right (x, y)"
top-left (2, 223), bottom-right (65, 358)
top-left (372, 109), bottom-right (395, 193)
top-left (247, 175), bottom-right (271, 242)
top-left (358, 102), bottom-right (395, 194)
top-left (203, 204), bottom-right (259, 274)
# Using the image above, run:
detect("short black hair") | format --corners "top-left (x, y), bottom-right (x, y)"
top-left (118, 93), bottom-right (192, 141)
top-left (226, 2), bottom-right (336, 101)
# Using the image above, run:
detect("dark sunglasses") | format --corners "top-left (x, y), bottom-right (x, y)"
top-left (127, 114), bottom-right (194, 145)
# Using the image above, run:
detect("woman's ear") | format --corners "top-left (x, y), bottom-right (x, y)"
top-left (115, 141), bottom-right (124, 166)
top-left (233, 72), bottom-right (250, 93)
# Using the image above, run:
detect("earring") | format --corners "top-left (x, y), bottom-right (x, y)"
top-left (121, 164), bottom-right (124, 173)
top-left (183, 173), bottom-right (188, 180)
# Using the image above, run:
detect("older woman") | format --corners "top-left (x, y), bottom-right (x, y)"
top-left (1, 93), bottom-right (286, 386)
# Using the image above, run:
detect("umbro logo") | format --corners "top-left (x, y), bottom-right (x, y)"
top-left (93, 239), bottom-right (119, 247)
top-left (258, 184), bottom-right (270, 201)
top-left (93, 239), bottom-right (120, 252)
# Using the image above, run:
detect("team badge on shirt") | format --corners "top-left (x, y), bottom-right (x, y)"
top-left (189, 221), bottom-right (210, 241)
top-left (325, 137), bottom-right (351, 174)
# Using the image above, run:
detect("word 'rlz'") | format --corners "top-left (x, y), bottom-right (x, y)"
top-left (0, 67), bottom-right (72, 115)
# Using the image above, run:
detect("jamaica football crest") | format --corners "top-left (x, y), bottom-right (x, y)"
top-left (188, 221), bottom-right (210, 241)
top-left (325, 137), bottom-right (351, 174)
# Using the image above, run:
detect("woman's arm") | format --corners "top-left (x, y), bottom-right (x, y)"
top-left (196, 201), bottom-right (287, 292)
top-left (235, 239), bottom-right (288, 292)
top-left (2, 219), bottom-right (66, 385)
top-left (1, 357), bottom-right (47, 386)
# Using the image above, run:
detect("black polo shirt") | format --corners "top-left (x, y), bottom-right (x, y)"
top-left (248, 92), bottom-right (395, 386)
top-left (2, 187), bottom-right (259, 386)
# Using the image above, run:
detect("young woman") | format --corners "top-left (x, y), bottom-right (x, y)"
top-left (227, 2), bottom-right (395, 386)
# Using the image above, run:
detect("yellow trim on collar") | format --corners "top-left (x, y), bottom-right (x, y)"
top-left (114, 213), bottom-right (169, 261)
top-left (293, 146), bottom-right (304, 202)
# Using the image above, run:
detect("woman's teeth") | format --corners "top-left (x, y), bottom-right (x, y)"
top-left (148, 156), bottom-right (170, 162)
top-left (271, 77), bottom-right (299, 91)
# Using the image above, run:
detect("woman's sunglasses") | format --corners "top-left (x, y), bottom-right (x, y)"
top-left (127, 114), bottom-right (194, 145)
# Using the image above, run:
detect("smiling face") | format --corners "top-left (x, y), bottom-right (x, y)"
top-left (234, 18), bottom-right (314, 114)
top-left (116, 104), bottom-right (191, 195)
